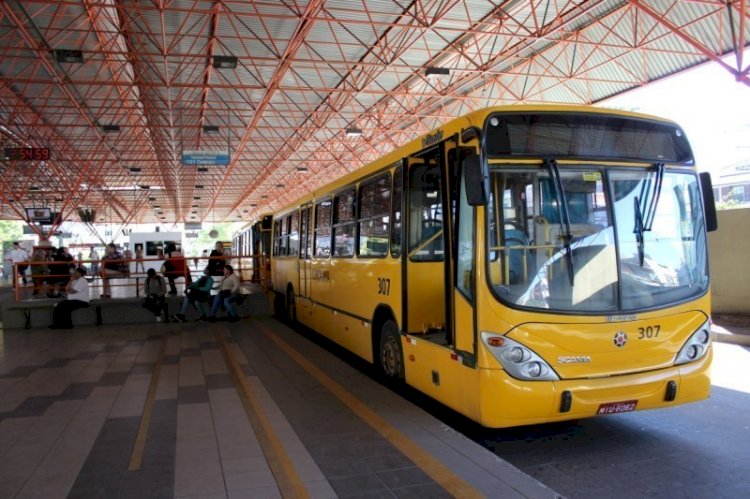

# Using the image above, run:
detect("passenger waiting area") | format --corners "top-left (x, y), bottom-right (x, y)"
top-left (1, 253), bottom-right (270, 330)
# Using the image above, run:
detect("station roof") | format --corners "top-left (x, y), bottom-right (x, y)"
top-left (1, 0), bottom-right (748, 229)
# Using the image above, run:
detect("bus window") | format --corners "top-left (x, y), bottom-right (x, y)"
top-left (358, 173), bottom-right (390, 257)
top-left (391, 165), bottom-right (403, 257)
top-left (408, 162), bottom-right (444, 262)
top-left (280, 215), bottom-right (290, 256)
top-left (314, 198), bottom-right (332, 258)
top-left (333, 188), bottom-right (356, 257)
top-left (273, 219), bottom-right (282, 256)
top-left (299, 207), bottom-right (311, 260)
top-left (289, 211), bottom-right (300, 256)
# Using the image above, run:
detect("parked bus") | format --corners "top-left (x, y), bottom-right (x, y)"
top-left (270, 105), bottom-right (717, 428)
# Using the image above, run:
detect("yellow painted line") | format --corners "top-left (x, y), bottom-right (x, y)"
top-left (214, 329), bottom-right (309, 499)
top-left (128, 334), bottom-right (168, 471)
top-left (258, 323), bottom-right (484, 499)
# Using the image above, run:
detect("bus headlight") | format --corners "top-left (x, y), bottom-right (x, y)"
top-left (481, 332), bottom-right (559, 381)
top-left (675, 319), bottom-right (712, 366)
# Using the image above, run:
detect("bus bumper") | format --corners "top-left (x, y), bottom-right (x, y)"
top-left (477, 348), bottom-right (712, 428)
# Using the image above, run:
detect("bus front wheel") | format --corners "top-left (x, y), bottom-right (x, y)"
top-left (379, 320), bottom-right (404, 380)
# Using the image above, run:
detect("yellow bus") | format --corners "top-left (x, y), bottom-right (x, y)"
top-left (269, 105), bottom-right (717, 428)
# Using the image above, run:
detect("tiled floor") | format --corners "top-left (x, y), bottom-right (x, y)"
top-left (0, 316), bottom-right (557, 498)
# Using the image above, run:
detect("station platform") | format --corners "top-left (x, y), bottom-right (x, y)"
top-left (0, 299), bottom-right (559, 498)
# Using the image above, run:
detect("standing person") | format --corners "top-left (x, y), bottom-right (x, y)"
top-left (100, 243), bottom-right (126, 298)
top-left (162, 243), bottom-right (191, 295)
top-left (3, 247), bottom-right (14, 285)
top-left (143, 268), bottom-right (168, 322)
top-left (30, 247), bottom-right (50, 297)
top-left (88, 246), bottom-right (100, 277)
top-left (208, 264), bottom-right (240, 322)
top-left (47, 246), bottom-right (75, 298)
top-left (134, 244), bottom-right (145, 274)
top-left (49, 266), bottom-right (89, 329)
top-left (10, 241), bottom-right (29, 287)
top-left (171, 267), bottom-right (214, 322)
top-left (206, 241), bottom-right (225, 277)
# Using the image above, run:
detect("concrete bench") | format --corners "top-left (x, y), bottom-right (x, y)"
top-left (4, 299), bottom-right (103, 330)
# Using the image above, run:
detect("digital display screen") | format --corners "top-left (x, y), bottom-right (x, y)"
top-left (4, 147), bottom-right (51, 161)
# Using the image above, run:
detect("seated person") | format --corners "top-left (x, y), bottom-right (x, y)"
top-left (143, 268), bottom-right (168, 322)
top-left (162, 243), bottom-right (192, 295)
top-left (171, 268), bottom-right (214, 322)
top-left (208, 265), bottom-right (240, 322)
top-left (101, 243), bottom-right (126, 297)
top-left (49, 267), bottom-right (89, 329)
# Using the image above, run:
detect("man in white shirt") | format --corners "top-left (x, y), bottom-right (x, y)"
top-left (10, 241), bottom-right (29, 286)
top-left (49, 267), bottom-right (90, 329)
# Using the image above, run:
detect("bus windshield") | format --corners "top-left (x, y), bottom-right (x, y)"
top-left (487, 166), bottom-right (708, 313)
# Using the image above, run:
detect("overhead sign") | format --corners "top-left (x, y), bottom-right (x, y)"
top-left (184, 222), bottom-right (202, 230)
top-left (181, 150), bottom-right (230, 166)
top-left (185, 233), bottom-right (199, 238)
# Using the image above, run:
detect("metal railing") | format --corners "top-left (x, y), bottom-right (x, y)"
top-left (12, 254), bottom-right (269, 301)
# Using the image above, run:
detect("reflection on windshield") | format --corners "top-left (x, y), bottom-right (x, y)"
top-left (487, 167), bottom-right (708, 313)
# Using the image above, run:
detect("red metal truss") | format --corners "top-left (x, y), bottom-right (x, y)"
top-left (0, 0), bottom-right (747, 228)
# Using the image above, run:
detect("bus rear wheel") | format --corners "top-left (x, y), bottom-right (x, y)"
top-left (379, 320), bottom-right (404, 380)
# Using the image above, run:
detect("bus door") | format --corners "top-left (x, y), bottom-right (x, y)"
top-left (404, 148), bottom-right (450, 340)
top-left (448, 144), bottom-right (478, 358)
top-left (298, 205), bottom-right (313, 301)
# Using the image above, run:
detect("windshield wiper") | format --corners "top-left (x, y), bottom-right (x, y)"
top-left (633, 196), bottom-right (645, 266)
top-left (642, 162), bottom-right (664, 231)
top-left (544, 158), bottom-right (574, 286)
top-left (634, 162), bottom-right (664, 266)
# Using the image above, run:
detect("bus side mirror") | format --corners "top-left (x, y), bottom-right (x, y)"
top-left (464, 152), bottom-right (489, 206)
top-left (699, 172), bottom-right (718, 232)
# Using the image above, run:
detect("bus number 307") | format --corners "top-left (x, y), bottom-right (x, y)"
top-left (378, 278), bottom-right (391, 295)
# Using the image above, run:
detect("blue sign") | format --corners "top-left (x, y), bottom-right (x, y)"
top-left (181, 150), bottom-right (230, 166)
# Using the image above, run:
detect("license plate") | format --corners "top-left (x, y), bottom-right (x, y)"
top-left (597, 400), bottom-right (638, 415)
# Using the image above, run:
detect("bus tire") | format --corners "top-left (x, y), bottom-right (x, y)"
top-left (379, 320), bottom-right (404, 380)
top-left (286, 285), bottom-right (296, 323)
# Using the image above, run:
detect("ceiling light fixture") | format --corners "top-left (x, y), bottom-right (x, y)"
top-left (425, 66), bottom-right (450, 78)
top-left (53, 49), bottom-right (83, 63)
top-left (195, 185), bottom-right (203, 189)
top-left (102, 124), bottom-right (121, 133)
top-left (202, 125), bottom-right (219, 134)
top-left (345, 127), bottom-right (362, 137)
top-left (212, 55), bottom-right (237, 69)
top-left (197, 167), bottom-right (208, 172)
top-left (129, 167), bottom-right (141, 173)
top-left (296, 167), bottom-right (308, 172)
top-left (193, 196), bottom-right (201, 200)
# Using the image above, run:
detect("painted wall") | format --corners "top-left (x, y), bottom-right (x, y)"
top-left (709, 208), bottom-right (750, 314)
